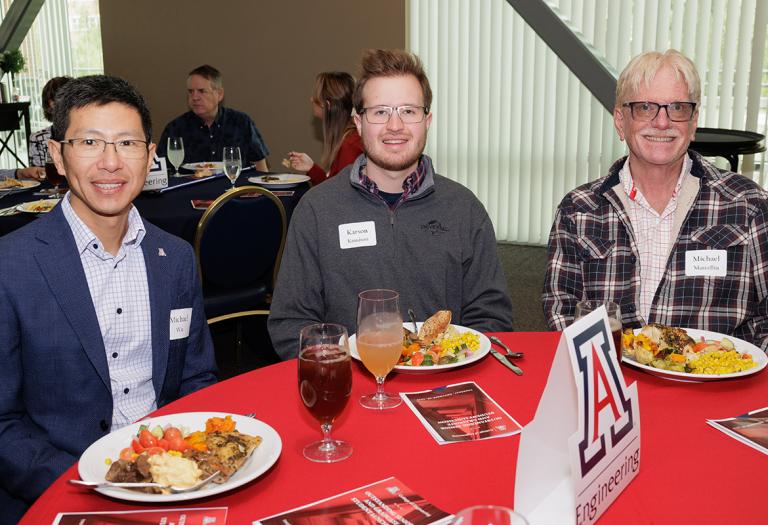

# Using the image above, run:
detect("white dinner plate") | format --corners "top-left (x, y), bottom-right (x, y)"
top-left (349, 322), bottom-right (491, 374)
top-left (622, 328), bottom-right (768, 382)
top-left (0, 180), bottom-right (40, 192)
top-left (181, 162), bottom-right (224, 173)
top-left (77, 412), bottom-right (282, 503)
top-left (16, 198), bottom-right (59, 213)
top-left (248, 174), bottom-right (310, 189)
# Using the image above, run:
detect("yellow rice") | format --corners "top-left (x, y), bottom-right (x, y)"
top-left (688, 350), bottom-right (756, 375)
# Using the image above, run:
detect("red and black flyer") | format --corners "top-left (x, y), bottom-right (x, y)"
top-left (708, 406), bottom-right (768, 455)
top-left (401, 381), bottom-right (522, 444)
top-left (52, 506), bottom-right (227, 524)
top-left (253, 477), bottom-right (451, 525)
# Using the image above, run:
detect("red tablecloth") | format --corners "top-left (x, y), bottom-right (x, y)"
top-left (21, 332), bottom-right (766, 524)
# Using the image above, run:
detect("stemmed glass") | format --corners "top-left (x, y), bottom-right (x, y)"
top-left (298, 323), bottom-right (353, 462)
top-left (452, 506), bottom-right (529, 525)
top-left (575, 300), bottom-right (623, 362)
top-left (223, 146), bottom-right (242, 191)
top-left (44, 150), bottom-right (66, 198)
top-left (357, 289), bottom-right (403, 410)
top-left (167, 137), bottom-right (184, 177)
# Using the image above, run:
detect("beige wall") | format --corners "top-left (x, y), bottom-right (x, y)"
top-left (99, 0), bottom-right (405, 167)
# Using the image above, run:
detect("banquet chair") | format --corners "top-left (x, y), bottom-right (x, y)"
top-left (194, 185), bottom-right (287, 365)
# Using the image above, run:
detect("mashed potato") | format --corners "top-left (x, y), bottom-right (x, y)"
top-left (147, 453), bottom-right (202, 488)
top-left (688, 350), bottom-right (756, 375)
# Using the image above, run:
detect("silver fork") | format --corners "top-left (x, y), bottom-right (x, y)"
top-left (489, 336), bottom-right (525, 359)
top-left (70, 470), bottom-right (220, 494)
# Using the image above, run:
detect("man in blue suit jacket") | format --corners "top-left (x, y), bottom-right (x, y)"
top-left (0, 76), bottom-right (217, 523)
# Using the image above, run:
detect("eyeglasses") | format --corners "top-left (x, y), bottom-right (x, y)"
top-left (359, 105), bottom-right (428, 124)
top-left (622, 101), bottom-right (697, 122)
top-left (59, 138), bottom-right (149, 159)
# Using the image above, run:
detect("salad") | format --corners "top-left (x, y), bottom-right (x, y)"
top-left (622, 324), bottom-right (756, 374)
top-left (397, 310), bottom-right (481, 366)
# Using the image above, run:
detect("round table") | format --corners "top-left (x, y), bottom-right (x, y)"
top-left (0, 172), bottom-right (309, 244)
top-left (19, 332), bottom-right (767, 524)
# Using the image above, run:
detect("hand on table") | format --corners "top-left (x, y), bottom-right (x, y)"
top-left (285, 151), bottom-right (313, 173)
top-left (17, 166), bottom-right (45, 181)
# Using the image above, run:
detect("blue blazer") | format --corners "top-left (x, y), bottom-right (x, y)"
top-left (0, 205), bottom-right (217, 523)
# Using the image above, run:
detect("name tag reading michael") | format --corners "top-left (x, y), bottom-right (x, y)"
top-left (169, 308), bottom-right (192, 340)
top-left (685, 250), bottom-right (727, 277)
top-left (339, 221), bottom-right (377, 249)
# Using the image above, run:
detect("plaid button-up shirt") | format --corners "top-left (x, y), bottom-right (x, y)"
top-left (543, 151), bottom-right (768, 352)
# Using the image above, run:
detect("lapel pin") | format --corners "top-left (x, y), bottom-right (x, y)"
top-left (158, 248), bottom-right (166, 257)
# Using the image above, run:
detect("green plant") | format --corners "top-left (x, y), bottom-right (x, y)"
top-left (0, 49), bottom-right (25, 79)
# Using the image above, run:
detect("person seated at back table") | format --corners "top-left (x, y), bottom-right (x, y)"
top-left (0, 75), bottom-right (217, 523)
top-left (28, 75), bottom-right (73, 168)
top-left (157, 64), bottom-right (270, 171)
top-left (286, 71), bottom-right (363, 186)
top-left (268, 49), bottom-right (514, 359)
top-left (543, 49), bottom-right (768, 352)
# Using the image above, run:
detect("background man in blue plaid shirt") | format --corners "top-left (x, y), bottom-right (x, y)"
top-left (543, 49), bottom-right (768, 352)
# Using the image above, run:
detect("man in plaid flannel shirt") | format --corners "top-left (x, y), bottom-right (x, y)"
top-left (543, 49), bottom-right (768, 352)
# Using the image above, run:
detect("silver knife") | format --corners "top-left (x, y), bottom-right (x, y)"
top-left (489, 346), bottom-right (523, 375)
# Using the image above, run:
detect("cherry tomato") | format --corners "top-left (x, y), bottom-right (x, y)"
top-left (119, 447), bottom-right (134, 461)
top-left (168, 436), bottom-right (189, 452)
top-left (131, 438), bottom-right (145, 454)
top-left (157, 438), bottom-right (170, 451)
top-left (144, 446), bottom-right (165, 456)
top-left (139, 429), bottom-right (158, 448)
top-left (163, 427), bottom-right (183, 441)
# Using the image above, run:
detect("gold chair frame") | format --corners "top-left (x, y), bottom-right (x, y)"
top-left (193, 185), bottom-right (288, 325)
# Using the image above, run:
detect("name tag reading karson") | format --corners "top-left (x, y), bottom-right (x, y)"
top-left (685, 250), bottom-right (727, 277)
top-left (339, 221), bottom-right (377, 249)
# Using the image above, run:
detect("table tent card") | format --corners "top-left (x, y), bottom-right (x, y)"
top-left (707, 406), bottom-right (768, 455)
top-left (143, 155), bottom-right (168, 191)
top-left (53, 506), bottom-right (228, 524)
top-left (515, 307), bottom-right (640, 524)
top-left (401, 381), bottom-right (522, 444)
top-left (253, 477), bottom-right (452, 525)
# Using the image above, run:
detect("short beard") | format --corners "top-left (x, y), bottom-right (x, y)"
top-left (363, 136), bottom-right (426, 173)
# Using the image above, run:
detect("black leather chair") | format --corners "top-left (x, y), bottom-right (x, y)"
top-left (194, 185), bottom-right (287, 361)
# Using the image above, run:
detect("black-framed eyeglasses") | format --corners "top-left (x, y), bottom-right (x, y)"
top-left (622, 101), bottom-right (697, 122)
top-left (59, 138), bottom-right (149, 159)
top-left (359, 105), bottom-right (429, 124)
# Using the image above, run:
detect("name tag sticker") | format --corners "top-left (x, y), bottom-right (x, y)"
top-left (685, 250), bottom-right (727, 277)
top-left (339, 221), bottom-right (377, 249)
top-left (169, 308), bottom-right (193, 340)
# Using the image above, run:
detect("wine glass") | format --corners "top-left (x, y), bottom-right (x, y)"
top-left (575, 300), bottom-right (622, 362)
top-left (452, 506), bottom-right (529, 525)
top-left (298, 323), bottom-right (353, 463)
top-left (223, 146), bottom-right (242, 191)
top-left (167, 137), bottom-right (184, 177)
top-left (357, 289), bottom-right (403, 410)
top-left (44, 150), bottom-right (66, 198)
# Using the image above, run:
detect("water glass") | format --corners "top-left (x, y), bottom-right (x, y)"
top-left (452, 506), bottom-right (529, 525)
top-left (575, 300), bottom-right (622, 361)
top-left (223, 146), bottom-right (242, 191)
top-left (167, 137), bottom-right (184, 176)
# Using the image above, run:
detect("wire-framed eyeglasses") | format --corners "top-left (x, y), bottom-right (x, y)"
top-left (59, 138), bottom-right (149, 159)
top-left (359, 105), bottom-right (429, 124)
top-left (622, 101), bottom-right (697, 122)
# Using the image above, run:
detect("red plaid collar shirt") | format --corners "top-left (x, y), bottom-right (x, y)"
top-left (543, 151), bottom-right (768, 352)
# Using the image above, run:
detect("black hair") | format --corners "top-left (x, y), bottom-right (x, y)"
top-left (51, 75), bottom-right (152, 142)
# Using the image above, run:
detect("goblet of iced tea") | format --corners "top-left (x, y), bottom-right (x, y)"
top-left (575, 300), bottom-right (622, 362)
top-left (298, 323), bottom-right (353, 462)
top-left (44, 151), bottom-right (66, 197)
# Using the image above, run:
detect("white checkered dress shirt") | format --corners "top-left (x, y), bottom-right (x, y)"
top-left (62, 195), bottom-right (156, 429)
top-left (618, 156), bottom-right (691, 322)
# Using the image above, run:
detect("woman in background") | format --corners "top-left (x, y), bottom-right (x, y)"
top-left (287, 71), bottom-right (363, 186)
top-left (28, 76), bottom-right (72, 167)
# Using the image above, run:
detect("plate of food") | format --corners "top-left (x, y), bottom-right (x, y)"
top-left (248, 174), bottom-right (310, 189)
top-left (0, 179), bottom-right (40, 192)
top-left (181, 162), bottom-right (224, 176)
top-left (17, 199), bottom-right (59, 213)
top-left (77, 412), bottom-right (282, 502)
top-left (349, 310), bottom-right (491, 374)
top-left (621, 324), bottom-right (768, 382)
